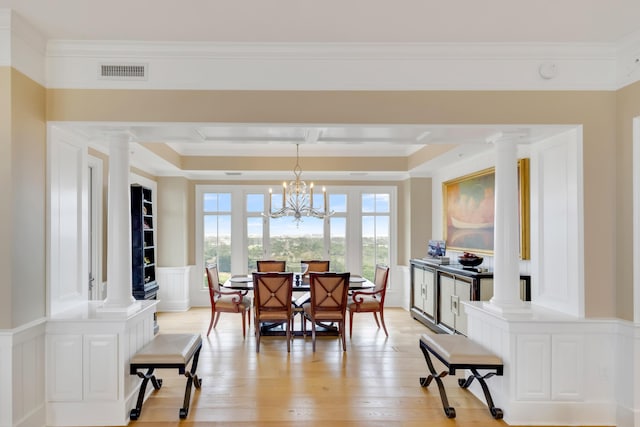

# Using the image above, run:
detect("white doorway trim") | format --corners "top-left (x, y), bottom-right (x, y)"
top-left (633, 116), bottom-right (640, 323)
top-left (87, 155), bottom-right (104, 300)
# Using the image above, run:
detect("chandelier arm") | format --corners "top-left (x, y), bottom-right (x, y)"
top-left (263, 143), bottom-right (332, 223)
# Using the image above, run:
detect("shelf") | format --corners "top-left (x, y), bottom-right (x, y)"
top-left (132, 184), bottom-right (158, 303)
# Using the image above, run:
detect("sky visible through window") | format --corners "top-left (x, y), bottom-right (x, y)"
top-left (246, 192), bottom-right (348, 237)
top-left (204, 192), bottom-right (391, 237)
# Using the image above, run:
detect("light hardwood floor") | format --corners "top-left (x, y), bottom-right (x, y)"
top-left (127, 307), bottom-right (586, 427)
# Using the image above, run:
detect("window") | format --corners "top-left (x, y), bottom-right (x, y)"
top-left (246, 193), bottom-right (265, 272)
top-left (196, 185), bottom-right (395, 296)
top-left (269, 216), bottom-right (325, 263)
top-left (362, 193), bottom-right (390, 281)
top-left (202, 192), bottom-right (232, 284)
top-left (328, 194), bottom-right (347, 272)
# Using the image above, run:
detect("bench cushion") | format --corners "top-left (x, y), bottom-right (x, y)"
top-left (131, 334), bottom-right (202, 366)
top-left (420, 334), bottom-right (502, 366)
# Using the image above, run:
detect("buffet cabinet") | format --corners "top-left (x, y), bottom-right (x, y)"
top-left (410, 259), bottom-right (530, 336)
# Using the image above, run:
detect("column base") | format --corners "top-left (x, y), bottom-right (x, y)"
top-left (483, 299), bottom-right (531, 315)
top-left (96, 301), bottom-right (142, 317)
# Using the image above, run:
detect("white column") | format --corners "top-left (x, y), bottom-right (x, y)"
top-left (100, 134), bottom-right (140, 315)
top-left (489, 139), bottom-right (526, 311)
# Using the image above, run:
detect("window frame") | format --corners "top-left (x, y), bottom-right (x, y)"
top-left (195, 184), bottom-right (396, 304)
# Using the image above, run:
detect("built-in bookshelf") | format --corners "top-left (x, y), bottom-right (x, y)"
top-left (131, 184), bottom-right (159, 301)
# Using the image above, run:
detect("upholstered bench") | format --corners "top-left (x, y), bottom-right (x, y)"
top-left (419, 333), bottom-right (503, 419)
top-left (129, 333), bottom-right (203, 420)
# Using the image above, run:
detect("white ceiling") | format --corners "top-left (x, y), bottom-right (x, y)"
top-left (5, 0), bottom-right (639, 177)
top-left (3, 0), bottom-right (640, 44)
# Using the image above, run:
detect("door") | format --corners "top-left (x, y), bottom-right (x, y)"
top-left (412, 266), bottom-right (424, 312)
top-left (438, 274), bottom-right (455, 331)
top-left (454, 279), bottom-right (471, 335)
top-left (423, 268), bottom-right (435, 318)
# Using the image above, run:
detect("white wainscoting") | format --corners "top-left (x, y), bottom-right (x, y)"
top-left (46, 301), bottom-right (157, 426)
top-left (529, 129), bottom-right (584, 317)
top-left (156, 266), bottom-right (192, 312)
top-left (386, 265), bottom-right (409, 309)
top-left (48, 128), bottom-right (89, 317)
top-left (615, 322), bottom-right (640, 427)
top-left (0, 319), bottom-right (46, 427)
top-left (465, 302), bottom-right (620, 426)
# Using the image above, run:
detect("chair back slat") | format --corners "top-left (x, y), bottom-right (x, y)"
top-left (256, 260), bottom-right (287, 272)
top-left (373, 264), bottom-right (390, 295)
top-left (309, 272), bottom-right (350, 313)
top-left (302, 260), bottom-right (330, 275)
top-left (253, 272), bottom-right (294, 315)
top-left (205, 264), bottom-right (221, 307)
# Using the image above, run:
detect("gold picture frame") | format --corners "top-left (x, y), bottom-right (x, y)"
top-left (443, 158), bottom-right (530, 259)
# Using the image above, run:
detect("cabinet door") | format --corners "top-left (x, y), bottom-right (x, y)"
top-left (83, 334), bottom-right (118, 400)
top-left (411, 267), bottom-right (424, 312)
top-left (439, 275), bottom-right (455, 331)
top-left (454, 279), bottom-right (471, 336)
top-left (423, 268), bottom-right (435, 318)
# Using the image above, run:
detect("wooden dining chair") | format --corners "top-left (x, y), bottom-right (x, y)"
top-left (303, 272), bottom-right (350, 352)
top-left (301, 260), bottom-right (330, 276)
top-left (347, 264), bottom-right (390, 338)
top-left (252, 272), bottom-right (295, 352)
top-left (256, 260), bottom-right (287, 272)
top-left (205, 264), bottom-right (252, 337)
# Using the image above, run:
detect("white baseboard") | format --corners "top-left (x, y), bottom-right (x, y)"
top-left (504, 400), bottom-right (615, 426)
top-left (15, 405), bottom-right (45, 427)
top-left (616, 402), bottom-right (640, 427)
top-left (157, 299), bottom-right (190, 312)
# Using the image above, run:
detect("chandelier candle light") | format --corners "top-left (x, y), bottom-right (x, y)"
top-left (264, 144), bottom-right (333, 225)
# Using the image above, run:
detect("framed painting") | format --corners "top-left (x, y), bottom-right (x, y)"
top-left (443, 159), bottom-right (530, 259)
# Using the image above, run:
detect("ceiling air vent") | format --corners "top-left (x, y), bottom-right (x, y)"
top-left (98, 63), bottom-right (148, 81)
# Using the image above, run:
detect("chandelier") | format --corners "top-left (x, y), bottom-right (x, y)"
top-left (264, 143), bottom-right (333, 224)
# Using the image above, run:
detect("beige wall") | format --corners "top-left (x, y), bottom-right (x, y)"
top-left (616, 80), bottom-right (640, 320)
top-left (157, 176), bottom-right (190, 267)
top-left (409, 177), bottom-right (433, 261)
top-left (6, 69), bottom-right (46, 328)
top-left (46, 89), bottom-right (620, 317)
top-left (0, 67), bottom-right (12, 328)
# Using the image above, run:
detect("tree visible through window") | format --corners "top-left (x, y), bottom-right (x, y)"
top-left (197, 186), bottom-right (394, 287)
top-left (269, 216), bottom-right (324, 263)
top-left (246, 193), bottom-right (264, 272)
top-left (203, 192), bottom-right (232, 285)
top-left (328, 193), bottom-right (347, 272)
top-left (362, 193), bottom-right (390, 281)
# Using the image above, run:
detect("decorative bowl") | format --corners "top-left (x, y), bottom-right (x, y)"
top-left (458, 257), bottom-right (483, 267)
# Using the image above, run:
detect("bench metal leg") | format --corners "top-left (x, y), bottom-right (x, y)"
top-left (179, 346), bottom-right (203, 419)
top-left (419, 341), bottom-right (456, 418)
top-left (458, 369), bottom-right (503, 420)
top-left (130, 368), bottom-right (163, 420)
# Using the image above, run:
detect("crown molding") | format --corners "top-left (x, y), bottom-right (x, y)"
top-left (0, 9), bottom-right (46, 85)
top-left (47, 40), bottom-right (617, 60)
top-left (0, 10), bottom-right (11, 66)
top-left (46, 40), bottom-right (621, 91)
top-left (616, 28), bottom-right (640, 88)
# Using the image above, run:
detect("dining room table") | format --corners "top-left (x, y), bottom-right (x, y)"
top-left (222, 273), bottom-right (374, 336)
